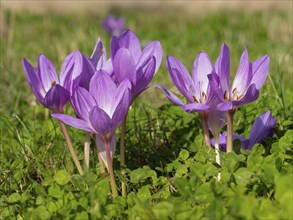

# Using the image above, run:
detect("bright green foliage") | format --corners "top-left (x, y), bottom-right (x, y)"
top-left (1, 7), bottom-right (292, 219)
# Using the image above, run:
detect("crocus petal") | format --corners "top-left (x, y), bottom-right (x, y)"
top-left (215, 43), bottom-right (230, 96)
top-left (111, 81), bottom-right (132, 129)
top-left (43, 84), bottom-right (70, 113)
top-left (89, 70), bottom-right (116, 115)
top-left (90, 38), bottom-right (107, 68)
top-left (22, 58), bottom-right (44, 103)
top-left (167, 56), bottom-right (195, 102)
top-left (52, 113), bottom-right (93, 133)
top-left (210, 132), bottom-right (247, 152)
top-left (251, 55), bottom-right (270, 90)
top-left (37, 54), bottom-right (59, 93)
top-left (207, 72), bottom-right (225, 102)
top-left (232, 84), bottom-right (259, 107)
top-left (111, 30), bottom-right (141, 63)
top-left (136, 41), bottom-right (162, 73)
top-left (89, 106), bottom-right (112, 136)
top-left (246, 110), bottom-right (276, 149)
top-left (101, 59), bottom-right (114, 77)
top-left (95, 134), bottom-right (116, 170)
top-left (132, 56), bottom-right (156, 98)
top-left (60, 51), bottom-right (95, 93)
top-left (182, 103), bottom-right (210, 113)
top-left (217, 101), bottom-right (233, 111)
top-left (71, 86), bottom-right (96, 121)
top-left (192, 51), bottom-right (214, 94)
top-left (232, 48), bottom-right (251, 96)
top-left (208, 105), bottom-right (226, 137)
top-left (153, 84), bottom-right (184, 106)
top-left (113, 48), bottom-right (137, 84)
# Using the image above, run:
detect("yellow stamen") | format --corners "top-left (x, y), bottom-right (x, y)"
top-left (193, 96), bottom-right (199, 103)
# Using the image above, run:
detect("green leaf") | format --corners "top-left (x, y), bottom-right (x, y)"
top-left (48, 184), bottom-right (64, 199)
top-left (137, 185), bottom-right (151, 201)
top-left (7, 193), bottom-right (21, 203)
top-left (54, 170), bottom-right (70, 185)
top-left (179, 149), bottom-right (189, 161)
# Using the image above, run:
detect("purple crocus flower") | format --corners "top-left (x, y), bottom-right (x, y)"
top-left (22, 54), bottom-right (71, 113)
top-left (111, 29), bottom-right (162, 100)
top-left (154, 52), bottom-right (215, 112)
top-left (52, 70), bottom-right (132, 164)
top-left (90, 38), bottom-right (115, 81)
top-left (208, 43), bottom-right (270, 111)
top-left (102, 15), bottom-right (125, 36)
top-left (210, 110), bottom-right (276, 151)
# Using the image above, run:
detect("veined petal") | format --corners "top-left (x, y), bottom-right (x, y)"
top-left (136, 41), bottom-right (162, 73)
top-left (232, 47), bottom-right (251, 96)
top-left (111, 82), bottom-right (132, 128)
top-left (37, 54), bottom-right (58, 93)
top-left (132, 56), bottom-right (156, 98)
top-left (89, 106), bottom-right (112, 136)
top-left (101, 59), bottom-right (114, 77)
top-left (232, 84), bottom-right (259, 107)
top-left (71, 86), bottom-right (96, 121)
top-left (90, 38), bottom-right (107, 68)
top-left (217, 101), bottom-right (233, 111)
top-left (153, 84), bottom-right (184, 106)
top-left (95, 134), bottom-right (116, 170)
top-left (246, 110), bottom-right (276, 149)
top-left (192, 51), bottom-right (214, 94)
top-left (251, 55), bottom-right (270, 90)
top-left (207, 72), bottom-right (224, 102)
top-left (215, 43), bottom-right (230, 95)
top-left (43, 84), bottom-right (70, 113)
top-left (182, 103), bottom-right (210, 113)
top-left (89, 70), bottom-right (116, 115)
top-left (22, 58), bottom-right (44, 103)
top-left (167, 56), bottom-right (195, 102)
top-left (111, 29), bottom-right (141, 63)
top-left (52, 113), bottom-right (93, 133)
top-left (113, 48), bottom-right (137, 84)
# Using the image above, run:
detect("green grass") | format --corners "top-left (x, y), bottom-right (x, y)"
top-left (0, 7), bottom-right (292, 219)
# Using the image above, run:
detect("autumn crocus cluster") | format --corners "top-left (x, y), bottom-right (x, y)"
top-left (22, 29), bottom-right (162, 197)
top-left (155, 43), bottom-right (272, 170)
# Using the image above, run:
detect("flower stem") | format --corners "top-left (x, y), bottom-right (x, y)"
top-left (226, 109), bottom-right (235, 153)
top-left (199, 111), bottom-right (211, 150)
top-left (58, 121), bottom-right (83, 175)
top-left (214, 134), bottom-right (221, 181)
top-left (105, 140), bottom-right (118, 198)
top-left (84, 132), bottom-right (91, 172)
top-left (120, 117), bottom-right (127, 198)
top-left (98, 153), bottom-right (106, 174)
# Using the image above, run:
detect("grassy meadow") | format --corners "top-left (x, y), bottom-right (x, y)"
top-left (0, 6), bottom-right (292, 219)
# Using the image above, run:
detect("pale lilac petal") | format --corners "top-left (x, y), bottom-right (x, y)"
top-left (246, 110), bottom-right (276, 149)
top-left (113, 48), bottom-right (137, 84)
top-left (89, 106), bottom-right (112, 136)
top-left (251, 55), bottom-right (270, 90)
top-left (52, 113), bottom-right (93, 133)
top-left (43, 84), bottom-right (70, 113)
top-left (192, 51), bottom-right (213, 94)
top-left (232, 84), bottom-right (259, 107)
top-left (89, 70), bottom-right (116, 115)
top-left (210, 132), bottom-right (247, 152)
top-left (101, 59), bottom-right (114, 77)
top-left (217, 101), bottom-right (233, 111)
top-left (111, 30), bottom-right (141, 63)
top-left (132, 56), bottom-right (156, 98)
top-left (37, 54), bottom-right (58, 93)
top-left (111, 82), bottom-right (132, 128)
top-left (207, 72), bottom-right (224, 102)
top-left (153, 84), bottom-right (184, 106)
top-left (167, 56), bottom-right (195, 102)
top-left (215, 43), bottom-right (230, 95)
top-left (90, 38), bottom-right (107, 68)
top-left (22, 58), bottom-right (44, 103)
top-left (136, 41), bottom-right (162, 73)
top-left (182, 103), bottom-right (210, 113)
top-left (232, 48), bottom-right (251, 96)
top-left (71, 86), bottom-right (96, 121)
top-left (95, 134), bottom-right (116, 168)
top-left (208, 106), bottom-right (226, 136)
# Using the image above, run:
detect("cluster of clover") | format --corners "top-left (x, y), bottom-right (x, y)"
top-left (22, 15), bottom-right (276, 197)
